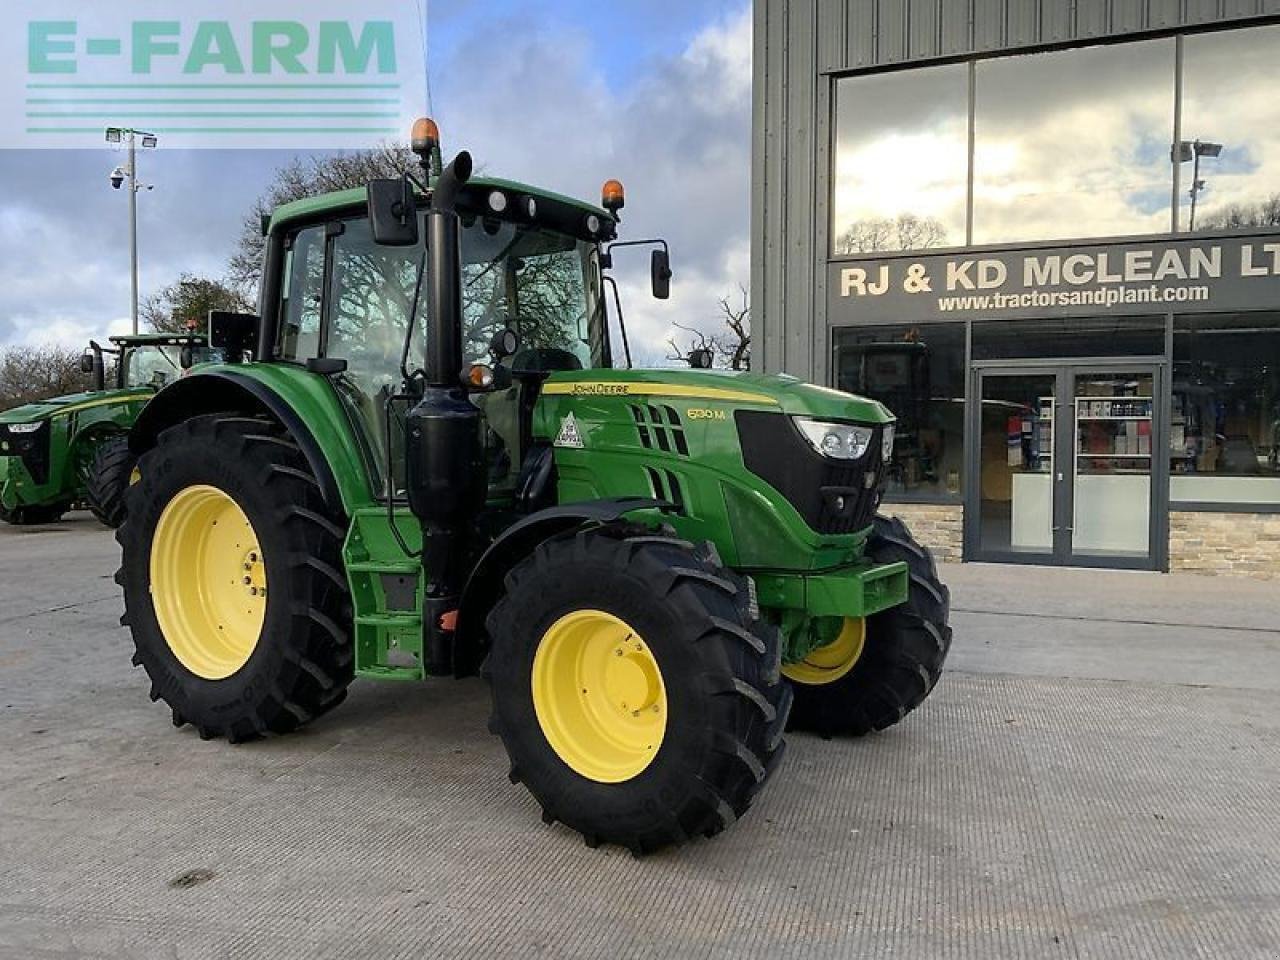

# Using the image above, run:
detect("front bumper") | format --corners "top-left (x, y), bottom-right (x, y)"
top-left (752, 559), bottom-right (909, 620)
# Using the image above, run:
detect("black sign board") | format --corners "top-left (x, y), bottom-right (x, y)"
top-left (828, 235), bottom-right (1280, 323)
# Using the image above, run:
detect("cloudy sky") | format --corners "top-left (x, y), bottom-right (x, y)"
top-left (0, 1), bottom-right (753, 362)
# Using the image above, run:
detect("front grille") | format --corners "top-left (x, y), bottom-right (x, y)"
top-left (0, 423), bottom-right (52, 485)
top-left (735, 410), bottom-right (887, 535)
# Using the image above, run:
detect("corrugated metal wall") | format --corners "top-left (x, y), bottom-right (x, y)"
top-left (751, 0), bottom-right (1280, 380)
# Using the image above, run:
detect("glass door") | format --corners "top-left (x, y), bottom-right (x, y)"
top-left (973, 369), bottom-right (1063, 562)
top-left (970, 363), bottom-right (1163, 568)
top-left (1068, 369), bottom-right (1159, 564)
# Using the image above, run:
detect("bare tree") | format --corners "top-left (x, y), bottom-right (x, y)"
top-left (229, 145), bottom-right (417, 293)
top-left (664, 285), bottom-right (752, 370)
top-left (0, 344), bottom-right (93, 412)
top-left (1197, 193), bottom-right (1280, 231)
top-left (835, 213), bottom-right (948, 255)
top-left (141, 274), bottom-right (253, 334)
top-left (717, 286), bottom-right (750, 371)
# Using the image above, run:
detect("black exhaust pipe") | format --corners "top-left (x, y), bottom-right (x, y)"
top-left (405, 152), bottom-right (485, 674)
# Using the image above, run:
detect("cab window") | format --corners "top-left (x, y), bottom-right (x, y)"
top-left (325, 217), bottom-right (427, 495)
top-left (123, 346), bottom-right (182, 389)
top-left (278, 225), bottom-right (326, 360)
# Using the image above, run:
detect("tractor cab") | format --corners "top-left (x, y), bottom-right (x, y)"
top-left (261, 172), bottom-right (621, 503)
top-left (82, 333), bottom-right (219, 393)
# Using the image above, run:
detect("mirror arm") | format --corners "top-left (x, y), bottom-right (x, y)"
top-left (604, 238), bottom-right (669, 258)
top-left (602, 275), bottom-right (632, 370)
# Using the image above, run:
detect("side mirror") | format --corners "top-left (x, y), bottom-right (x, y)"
top-left (367, 177), bottom-right (419, 246)
top-left (490, 328), bottom-right (520, 361)
top-left (651, 249), bottom-right (672, 300)
top-left (688, 348), bottom-right (714, 370)
top-left (79, 351), bottom-right (95, 375)
top-left (179, 345), bottom-right (194, 370)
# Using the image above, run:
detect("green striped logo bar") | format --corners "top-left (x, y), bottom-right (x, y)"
top-left (8, 2), bottom-right (428, 149)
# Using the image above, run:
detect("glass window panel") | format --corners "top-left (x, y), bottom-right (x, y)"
top-left (1180, 24), bottom-right (1280, 233)
top-left (326, 217), bottom-right (426, 495)
top-left (977, 372), bottom-right (1056, 555)
top-left (277, 225), bottom-right (326, 361)
top-left (832, 64), bottom-right (968, 255)
top-left (973, 39), bottom-right (1176, 244)
top-left (832, 323), bottom-right (965, 501)
top-left (1171, 312), bottom-right (1280, 505)
top-left (972, 315), bottom-right (1166, 361)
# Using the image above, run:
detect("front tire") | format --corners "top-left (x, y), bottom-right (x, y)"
top-left (117, 415), bottom-right (353, 742)
top-left (85, 434), bottom-right (136, 528)
top-left (0, 501), bottom-right (68, 525)
top-left (486, 530), bottom-right (790, 854)
top-left (786, 515), bottom-right (951, 737)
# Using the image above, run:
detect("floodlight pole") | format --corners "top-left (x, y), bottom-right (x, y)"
top-left (128, 131), bottom-right (138, 334)
top-left (108, 127), bottom-right (155, 334)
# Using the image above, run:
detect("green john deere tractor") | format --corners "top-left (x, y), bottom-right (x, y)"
top-left (116, 121), bottom-right (951, 853)
top-left (1, 333), bottom-right (215, 527)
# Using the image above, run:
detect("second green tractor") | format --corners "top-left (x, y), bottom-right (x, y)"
top-left (1, 333), bottom-right (215, 527)
top-left (116, 122), bottom-right (951, 854)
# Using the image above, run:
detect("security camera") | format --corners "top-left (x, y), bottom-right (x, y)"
top-left (109, 166), bottom-right (126, 190)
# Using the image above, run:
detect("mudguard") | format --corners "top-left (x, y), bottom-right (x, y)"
top-left (454, 496), bottom-right (668, 675)
top-left (129, 367), bottom-right (374, 515)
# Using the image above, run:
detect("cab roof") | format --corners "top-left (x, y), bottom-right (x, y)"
top-left (267, 176), bottom-right (616, 236)
top-left (108, 333), bottom-right (207, 347)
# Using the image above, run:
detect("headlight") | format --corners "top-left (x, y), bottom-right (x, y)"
top-left (793, 418), bottom-right (874, 460)
top-left (882, 424), bottom-right (896, 460)
top-left (6, 423), bottom-right (41, 434)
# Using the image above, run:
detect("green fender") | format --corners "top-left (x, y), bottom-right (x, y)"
top-left (129, 364), bottom-right (376, 515)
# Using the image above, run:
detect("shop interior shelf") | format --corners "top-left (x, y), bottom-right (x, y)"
top-left (1077, 453), bottom-right (1151, 459)
top-left (1076, 415), bottom-right (1152, 421)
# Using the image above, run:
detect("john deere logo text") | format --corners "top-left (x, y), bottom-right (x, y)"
top-left (570, 383), bottom-right (631, 396)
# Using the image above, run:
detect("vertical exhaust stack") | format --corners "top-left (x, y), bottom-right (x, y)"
top-left (404, 146), bottom-right (484, 674)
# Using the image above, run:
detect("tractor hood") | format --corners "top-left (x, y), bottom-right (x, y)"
top-left (539, 369), bottom-right (894, 423)
top-left (0, 391), bottom-right (101, 424)
top-left (0, 389), bottom-right (151, 425)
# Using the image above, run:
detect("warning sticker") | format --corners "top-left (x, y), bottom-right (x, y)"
top-left (555, 413), bottom-right (584, 449)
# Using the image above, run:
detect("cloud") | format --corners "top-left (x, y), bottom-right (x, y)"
top-left (431, 4), bottom-right (754, 364)
top-left (0, 148), bottom-right (286, 348)
top-left (0, 4), bottom-right (755, 361)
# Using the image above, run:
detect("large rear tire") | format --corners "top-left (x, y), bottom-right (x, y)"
top-left (117, 415), bottom-right (353, 742)
top-left (485, 530), bottom-right (791, 854)
top-left (785, 515), bottom-right (951, 737)
top-left (85, 434), bottom-right (136, 528)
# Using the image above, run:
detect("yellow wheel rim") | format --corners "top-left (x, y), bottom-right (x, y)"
top-left (782, 617), bottom-right (866, 686)
top-left (531, 610), bottom-right (667, 783)
top-left (150, 484), bottom-right (267, 681)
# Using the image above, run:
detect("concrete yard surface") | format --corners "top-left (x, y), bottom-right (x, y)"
top-left (1, 514), bottom-right (1278, 959)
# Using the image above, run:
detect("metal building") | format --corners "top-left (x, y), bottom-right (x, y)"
top-left (752, 1), bottom-right (1280, 574)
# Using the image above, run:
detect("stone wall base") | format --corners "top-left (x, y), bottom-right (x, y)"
top-left (879, 504), bottom-right (1280, 578)
top-left (1169, 511), bottom-right (1280, 580)
top-left (882, 503), bottom-right (963, 563)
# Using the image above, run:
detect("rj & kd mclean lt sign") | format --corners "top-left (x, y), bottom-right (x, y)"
top-left (829, 236), bottom-right (1280, 322)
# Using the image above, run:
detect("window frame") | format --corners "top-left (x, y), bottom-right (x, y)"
top-left (1168, 311), bottom-right (1280, 513)
top-left (827, 20), bottom-right (1280, 257)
